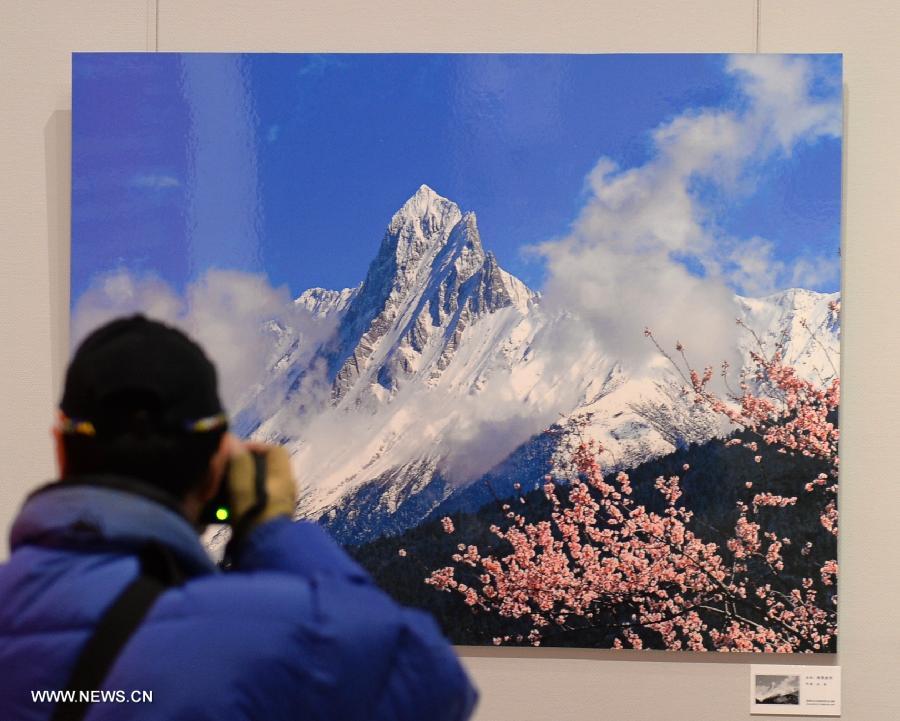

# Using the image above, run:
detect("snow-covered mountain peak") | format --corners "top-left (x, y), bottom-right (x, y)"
top-left (316, 188), bottom-right (537, 405)
top-left (413, 182), bottom-right (443, 202)
top-left (389, 185), bottom-right (461, 240)
top-left (747, 287), bottom-right (838, 314)
top-left (737, 287), bottom-right (839, 379)
top-left (295, 286), bottom-right (359, 318)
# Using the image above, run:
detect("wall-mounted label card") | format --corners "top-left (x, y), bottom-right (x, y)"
top-left (751, 665), bottom-right (841, 716)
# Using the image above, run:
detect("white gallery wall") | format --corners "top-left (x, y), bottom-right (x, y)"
top-left (1, 2), bottom-right (898, 720)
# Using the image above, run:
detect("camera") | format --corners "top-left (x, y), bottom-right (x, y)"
top-left (199, 450), bottom-right (268, 526)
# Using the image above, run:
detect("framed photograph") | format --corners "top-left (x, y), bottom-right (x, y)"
top-left (72, 52), bottom-right (841, 651)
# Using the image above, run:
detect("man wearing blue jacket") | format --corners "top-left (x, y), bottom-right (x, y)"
top-left (0, 315), bottom-right (478, 721)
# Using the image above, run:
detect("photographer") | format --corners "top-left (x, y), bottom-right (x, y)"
top-left (0, 315), bottom-right (477, 721)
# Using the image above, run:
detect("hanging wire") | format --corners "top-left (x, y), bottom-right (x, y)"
top-left (756, 0), bottom-right (761, 53)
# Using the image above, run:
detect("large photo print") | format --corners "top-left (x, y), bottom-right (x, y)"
top-left (72, 53), bottom-right (841, 651)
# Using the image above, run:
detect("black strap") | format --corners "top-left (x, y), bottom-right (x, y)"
top-left (50, 543), bottom-right (185, 721)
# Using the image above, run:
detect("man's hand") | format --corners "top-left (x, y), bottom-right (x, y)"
top-left (226, 443), bottom-right (296, 531)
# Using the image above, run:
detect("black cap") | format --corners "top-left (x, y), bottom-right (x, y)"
top-left (61, 315), bottom-right (225, 437)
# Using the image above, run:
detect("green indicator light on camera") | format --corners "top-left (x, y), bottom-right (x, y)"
top-left (215, 507), bottom-right (230, 522)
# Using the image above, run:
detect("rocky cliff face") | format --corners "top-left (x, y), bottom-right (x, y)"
top-left (325, 185), bottom-right (535, 404)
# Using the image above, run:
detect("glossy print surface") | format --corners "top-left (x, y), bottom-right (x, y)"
top-left (73, 53), bottom-right (842, 651)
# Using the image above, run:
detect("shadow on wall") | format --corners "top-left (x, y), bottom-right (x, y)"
top-left (45, 110), bottom-right (71, 402)
top-left (457, 645), bottom-right (838, 668)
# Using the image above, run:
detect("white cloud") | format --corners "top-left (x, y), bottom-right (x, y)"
top-left (726, 236), bottom-right (786, 297)
top-left (790, 254), bottom-right (840, 289)
top-left (71, 272), bottom-right (183, 345)
top-left (181, 271), bottom-right (296, 412)
top-left (281, 328), bottom-right (589, 490)
top-left (534, 55), bottom-right (841, 375)
top-left (727, 55), bottom-right (842, 153)
top-left (71, 269), bottom-right (328, 415)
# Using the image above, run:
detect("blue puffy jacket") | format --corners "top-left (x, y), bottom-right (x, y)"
top-left (0, 480), bottom-right (478, 720)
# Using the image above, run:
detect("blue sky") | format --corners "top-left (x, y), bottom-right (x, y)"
top-left (72, 53), bottom-right (841, 303)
